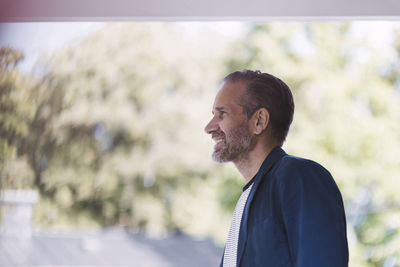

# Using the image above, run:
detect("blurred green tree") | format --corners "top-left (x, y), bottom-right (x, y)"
top-left (28, 23), bottom-right (238, 241)
top-left (0, 47), bottom-right (66, 191)
top-left (1, 47), bottom-right (28, 187)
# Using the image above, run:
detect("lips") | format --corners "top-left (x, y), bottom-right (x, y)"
top-left (212, 132), bottom-right (225, 142)
top-left (211, 132), bottom-right (226, 150)
top-left (214, 139), bottom-right (224, 143)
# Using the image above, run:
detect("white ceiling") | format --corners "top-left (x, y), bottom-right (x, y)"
top-left (1, 0), bottom-right (400, 21)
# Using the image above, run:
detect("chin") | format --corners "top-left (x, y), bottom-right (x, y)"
top-left (212, 151), bottom-right (232, 163)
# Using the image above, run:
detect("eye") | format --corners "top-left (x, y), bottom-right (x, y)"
top-left (219, 111), bottom-right (226, 118)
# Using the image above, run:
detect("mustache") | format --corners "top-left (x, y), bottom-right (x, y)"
top-left (211, 131), bottom-right (225, 139)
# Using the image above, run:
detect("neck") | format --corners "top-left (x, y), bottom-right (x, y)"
top-left (233, 140), bottom-right (279, 184)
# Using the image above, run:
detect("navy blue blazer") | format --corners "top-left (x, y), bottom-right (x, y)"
top-left (221, 147), bottom-right (349, 267)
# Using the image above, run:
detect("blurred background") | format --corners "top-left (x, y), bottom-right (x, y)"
top-left (0, 21), bottom-right (399, 266)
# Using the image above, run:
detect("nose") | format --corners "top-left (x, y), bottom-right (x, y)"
top-left (204, 116), bottom-right (219, 134)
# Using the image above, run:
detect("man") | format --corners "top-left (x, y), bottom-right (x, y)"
top-left (204, 70), bottom-right (348, 267)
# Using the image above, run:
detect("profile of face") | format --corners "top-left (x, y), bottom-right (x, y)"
top-left (204, 81), bottom-right (256, 163)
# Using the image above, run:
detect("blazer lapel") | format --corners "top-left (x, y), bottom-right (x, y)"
top-left (236, 147), bottom-right (286, 266)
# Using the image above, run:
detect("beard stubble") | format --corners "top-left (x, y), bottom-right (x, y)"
top-left (212, 121), bottom-right (257, 163)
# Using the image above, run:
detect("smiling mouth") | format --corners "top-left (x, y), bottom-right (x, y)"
top-left (213, 138), bottom-right (225, 151)
top-left (211, 132), bottom-right (225, 148)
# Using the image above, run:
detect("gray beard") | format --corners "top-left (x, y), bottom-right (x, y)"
top-left (212, 122), bottom-right (256, 163)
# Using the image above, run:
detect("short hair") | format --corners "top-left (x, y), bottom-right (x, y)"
top-left (223, 70), bottom-right (294, 144)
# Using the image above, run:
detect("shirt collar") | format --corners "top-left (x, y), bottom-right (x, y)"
top-left (242, 177), bottom-right (255, 192)
top-left (242, 146), bottom-right (287, 192)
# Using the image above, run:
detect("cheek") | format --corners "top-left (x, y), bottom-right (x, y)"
top-left (219, 118), bottom-right (234, 131)
top-left (220, 118), bottom-right (240, 134)
top-left (219, 125), bottom-right (230, 136)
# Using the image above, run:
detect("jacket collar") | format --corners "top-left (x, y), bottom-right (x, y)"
top-left (236, 146), bottom-right (287, 266)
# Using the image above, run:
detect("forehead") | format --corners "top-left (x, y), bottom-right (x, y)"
top-left (213, 81), bottom-right (246, 109)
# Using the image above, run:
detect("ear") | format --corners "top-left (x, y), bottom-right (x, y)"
top-left (251, 108), bottom-right (270, 135)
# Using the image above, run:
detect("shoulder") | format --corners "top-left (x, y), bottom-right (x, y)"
top-left (276, 154), bottom-right (330, 175)
top-left (271, 153), bottom-right (337, 192)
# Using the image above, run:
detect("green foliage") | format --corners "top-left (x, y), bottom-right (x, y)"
top-left (0, 47), bottom-right (34, 189)
top-left (22, 23), bottom-right (235, 241)
top-left (1, 46), bottom-right (66, 191)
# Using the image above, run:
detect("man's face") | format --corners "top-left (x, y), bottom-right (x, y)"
top-left (204, 81), bottom-right (256, 163)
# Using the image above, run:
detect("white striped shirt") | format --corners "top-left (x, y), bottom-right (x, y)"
top-left (223, 182), bottom-right (254, 267)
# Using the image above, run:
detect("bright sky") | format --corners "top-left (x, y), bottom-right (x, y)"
top-left (0, 22), bottom-right (105, 73)
top-left (0, 22), bottom-right (249, 74)
top-left (0, 21), bottom-right (399, 74)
